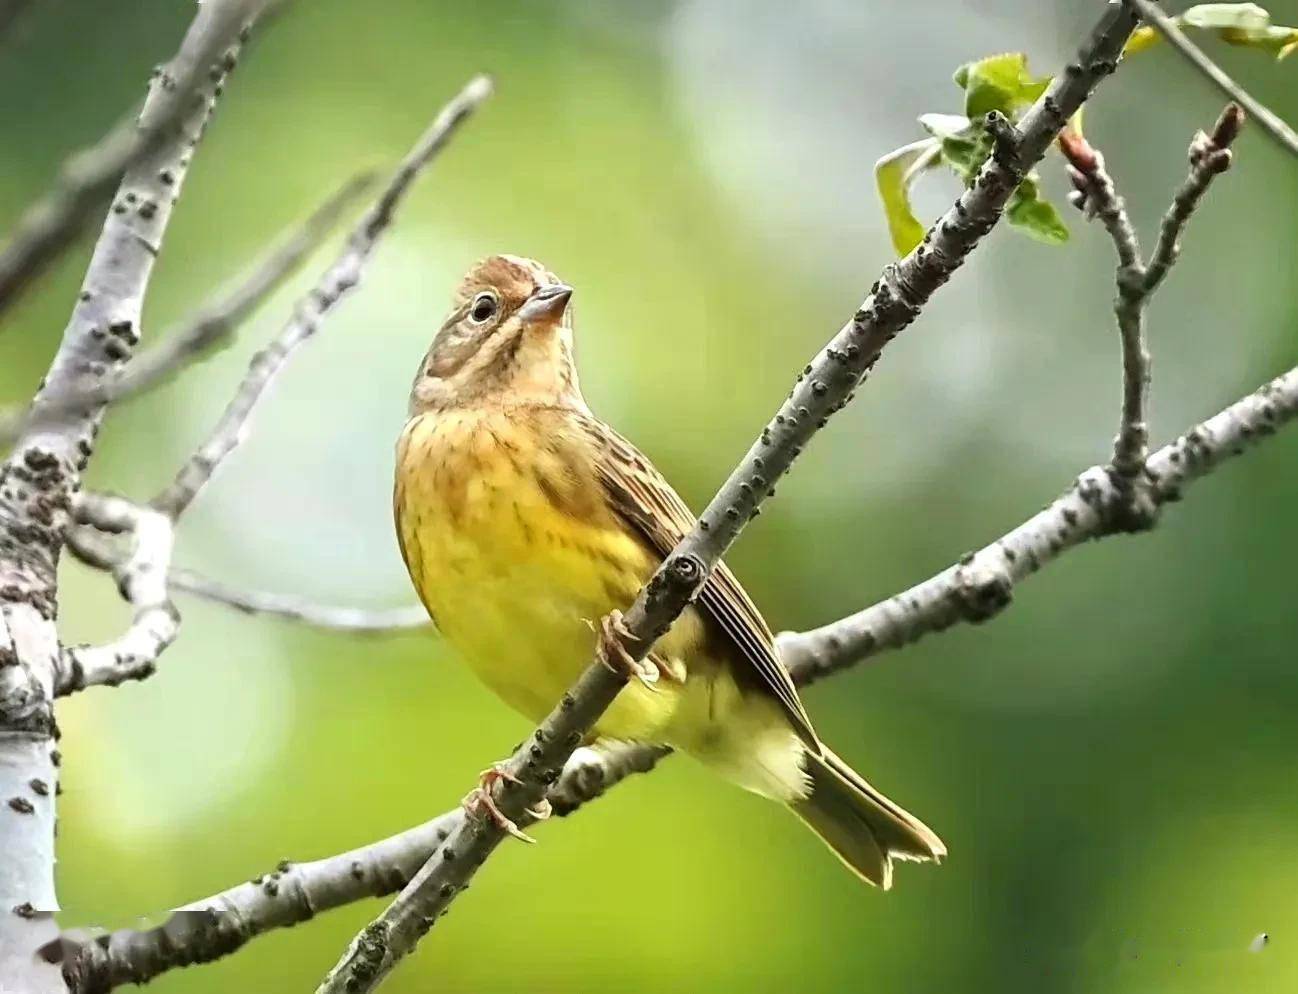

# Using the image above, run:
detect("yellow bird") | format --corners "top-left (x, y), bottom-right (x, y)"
top-left (393, 255), bottom-right (945, 887)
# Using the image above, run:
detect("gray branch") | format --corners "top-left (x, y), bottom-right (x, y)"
top-left (314, 8), bottom-right (1140, 993)
top-left (168, 569), bottom-right (429, 634)
top-left (0, 174), bottom-right (374, 450)
top-left (1127, 0), bottom-right (1298, 161)
top-left (777, 362), bottom-right (1298, 681)
top-left (0, 2), bottom-right (266, 989)
top-left (54, 76), bottom-right (492, 697)
top-left (152, 74), bottom-right (493, 520)
top-left (53, 495), bottom-right (178, 695)
top-left (53, 343), bottom-right (1298, 993)
top-left (0, 3), bottom-right (270, 317)
top-left (1062, 105), bottom-right (1241, 500)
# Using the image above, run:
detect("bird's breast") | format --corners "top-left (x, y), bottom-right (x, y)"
top-left (394, 407), bottom-right (666, 725)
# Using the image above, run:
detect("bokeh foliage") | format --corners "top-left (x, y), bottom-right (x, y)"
top-left (1, 1), bottom-right (1297, 992)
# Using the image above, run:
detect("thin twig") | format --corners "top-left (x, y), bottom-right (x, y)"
top-left (4, 0), bottom-right (264, 580)
top-left (777, 362), bottom-right (1298, 681)
top-left (169, 569), bottom-right (429, 634)
top-left (1144, 104), bottom-right (1244, 294)
top-left (54, 496), bottom-right (178, 695)
top-left (1062, 106), bottom-right (1242, 490)
top-left (0, 2), bottom-right (272, 317)
top-left (51, 78), bottom-right (489, 699)
top-left (1127, 0), bottom-right (1298, 160)
top-left (151, 74), bottom-right (493, 519)
top-left (0, 173), bottom-right (375, 449)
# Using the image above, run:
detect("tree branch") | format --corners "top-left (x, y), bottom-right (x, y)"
top-left (1127, 0), bottom-right (1298, 160)
top-left (53, 495), bottom-right (177, 695)
top-left (51, 73), bottom-right (489, 702)
top-left (53, 741), bottom-right (668, 992)
top-left (52, 6), bottom-right (1143, 989)
top-left (1144, 104), bottom-right (1244, 294)
top-left (0, 2), bottom-right (272, 318)
top-left (151, 73), bottom-right (493, 520)
top-left (168, 569), bottom-right (429, 634)
top-left (311, 8), bottom-right (1140, 993)
top-left (1061, 105), bottom-right (1241, 509)
top-left (0, 173), bottom-right (374, 450)
top-left (60, 337), bottom-right (1298, 991)
top-left (776, 361), bottom-right (1298, 682)
top-left (0, 3), bottom-right (268, 988)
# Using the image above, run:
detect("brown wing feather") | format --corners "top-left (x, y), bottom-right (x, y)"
top-left (576, 414), bottom-right (819, 749)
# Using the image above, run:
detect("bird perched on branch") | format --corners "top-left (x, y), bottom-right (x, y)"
top-left (393, 254), bottom-right (945, 887)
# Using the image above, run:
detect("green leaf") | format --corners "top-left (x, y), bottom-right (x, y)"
top-left (953, 53), bottom-right (1050, 119)
top-left (1220, 23), bottom-right (1298, 56)
top-left (1180, 3), bottom-right (1271, 30)
top-left (1123, 3), bottom-right (1298, 60)
top-left (874, 139), bottom-right (940, 256)
top-left (1006, 178), bottom-right (1069, 245)
top-left (918, 113), bottom-right (974, 141)
top-left (939, 133), bottom-right (990, 185)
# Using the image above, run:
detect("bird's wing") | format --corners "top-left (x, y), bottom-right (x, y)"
top-left (578, 414), bottom-right (819, 749)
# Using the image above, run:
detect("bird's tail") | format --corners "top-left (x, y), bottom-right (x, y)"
top-left (790, 747), bottom-right (946, 889)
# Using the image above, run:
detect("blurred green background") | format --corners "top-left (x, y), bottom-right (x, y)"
top-left (2, 1), bottom-right (1297, 991)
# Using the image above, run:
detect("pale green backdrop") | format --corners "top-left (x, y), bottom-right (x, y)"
top-left (2, 1), bottom-right (1297, 991)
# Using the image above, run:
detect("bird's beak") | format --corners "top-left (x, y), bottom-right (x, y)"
top-left (517, 283), bottom-right (573, 325)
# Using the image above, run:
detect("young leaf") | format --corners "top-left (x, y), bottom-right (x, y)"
top-left (1006, 178), bottom-right (1069, 245)
top-left (1123, 3), bottom-right (1298, 60)
top-left (918, 113), bottom-right (974, 141)
top-left (874, 138), bottom-right (940, 256)
top-left (953, 53), bottom-right (1050, 118)
top-left (1181, 3), bottom-right (1271, 30)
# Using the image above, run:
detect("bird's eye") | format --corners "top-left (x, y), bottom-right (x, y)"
top-left (469, 292), bottom-right (498, 324)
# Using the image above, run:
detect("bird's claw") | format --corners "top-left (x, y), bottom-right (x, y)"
top-left (593, 610), bottom-right (658, 688)
top-left (462, 764), bottom-right (537, 843)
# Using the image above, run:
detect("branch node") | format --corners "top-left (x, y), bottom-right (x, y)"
top-left (952, 560), bottom-right (1013, 623)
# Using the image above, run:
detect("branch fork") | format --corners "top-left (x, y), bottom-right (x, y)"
top-left (1061, 103), bottom-right (1244, 526)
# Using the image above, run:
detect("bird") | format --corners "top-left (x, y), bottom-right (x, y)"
top-left (393, 254), bottom-right (945, 887)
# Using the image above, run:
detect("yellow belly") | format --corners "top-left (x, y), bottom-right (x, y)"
top-left (394, 408), bottom-right (699, 742)
top-left (396, 407), bottom-right (809, 803)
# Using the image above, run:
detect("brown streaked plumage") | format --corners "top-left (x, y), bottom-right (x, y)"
top-left (393, 254), bottom-right (945, 887)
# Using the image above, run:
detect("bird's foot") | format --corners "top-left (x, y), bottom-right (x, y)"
top-left (461, 764), bottom-right (536, 843)
top-left (593, 610), bottom-right (658, 688)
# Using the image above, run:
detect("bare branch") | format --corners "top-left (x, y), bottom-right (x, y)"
top-left (0, 173), bottom-right (374, 449)
top-left (53, 496), bottom-right (177, 695)
top-left (51, 739), bottom-right (666, 992)
top-left (152, 74), bottom-right (494, 520)
top-left (777, 362), bottom-right (1298, 683)
top-left (50, 76), bottom-right (490, 701)
top-left (64, 342), bottom-right (1298, 988)
top-left (314, 9), bottom-right (1140, 993)
top-left (55, 341), bottom-right (1298, 990)
top-left (5, 0), bottom-right (263, 578)
top-left (1127, 0), bottom-right (1298, 160)
top-left (1144, 103), bottom-right (1244, 294)
top-left (0, 2), bottom-right (271, 317)
top-left (168, 569), bottom-right (429, 634)
top-left (0, 3), bottom-right (268, 981)
top-left (55, 811), bottom-right (462, 994)
top-left (1062, 106), bottom-right (1241, 494)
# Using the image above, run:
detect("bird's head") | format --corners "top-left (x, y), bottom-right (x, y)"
top-left (410, 254), bottom-right (583, 414)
